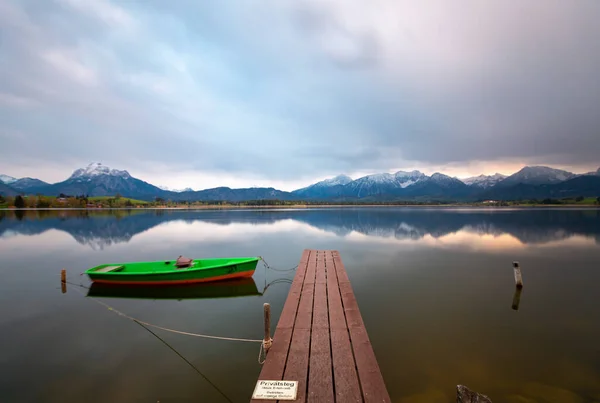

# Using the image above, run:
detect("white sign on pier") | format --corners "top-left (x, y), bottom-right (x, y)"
top-left (252, 380), bottom-right (298, 400)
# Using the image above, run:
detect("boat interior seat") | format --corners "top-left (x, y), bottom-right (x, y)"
top-left (95, 265), bottom-right (124, 273)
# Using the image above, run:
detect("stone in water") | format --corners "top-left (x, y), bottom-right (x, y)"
top-left (457, 385), bottom-right (492, 403)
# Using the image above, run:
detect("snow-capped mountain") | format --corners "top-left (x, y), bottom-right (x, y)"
top-left (69, 162), bottom-right (131, 180)
top-left (316, 174), bottom-right (353, 187)
top-left (340, 171), bottom-right (427, 198)
top-left (292, 174), bottom-right (353, 198)
top-left (462, 173), bottom-right (507, 188)
top-left (428, 173), bottom-right (465, 187)
top-left (338, 173), bottom-right (395, 198)
top-left (0, 174), bottom-right (17, 184)
top-left (294, 170), bottom-right (474, 200)
top-left (393, 171), bottom-right (428, 188)
top-left (158, 185), bottom-right (194, 192)
top-left (28, 162), bottom-right (164, 199)
top-left (498, 166), bottom-right (576, 186)
top-left (0, 175), bottom-right (49, 192)
top-left (399, 172), bottom-right (472, 199)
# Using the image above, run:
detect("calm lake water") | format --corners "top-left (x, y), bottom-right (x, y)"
top-left (1, 208), bottom-right (600, 403)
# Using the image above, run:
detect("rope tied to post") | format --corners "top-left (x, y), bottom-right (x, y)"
top-left (258, 337), bottom-right (272, 365)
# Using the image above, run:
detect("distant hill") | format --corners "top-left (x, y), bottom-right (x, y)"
top-left (0, 182), bottom-right (18, 197)
top-left (10, 178), bottom-right (49, 191)
top-left (169, 187), bottom-right (293, 202)
top-left (479, 175), bottom-right (600, 200)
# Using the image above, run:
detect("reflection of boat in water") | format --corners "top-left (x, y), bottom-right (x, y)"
top-left (86, 276), bottom-right (262, 300)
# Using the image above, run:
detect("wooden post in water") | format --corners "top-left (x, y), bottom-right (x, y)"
top-left (61, 269), bottom-right (67, 294)
top-left (513, 261), bottom-right (523, 289)
top-left (263, 303), bottom-right (272, 351)
top-left (511, 288), bottom-right (522, 310)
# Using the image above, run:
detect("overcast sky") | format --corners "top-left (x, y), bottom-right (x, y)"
top-left (1, 0), bottom-right (599, 190)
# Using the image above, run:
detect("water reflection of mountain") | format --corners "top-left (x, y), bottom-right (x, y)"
top-left (0, 210), bottom-right (158, 250)
top-left (1, 208), bottom-right (599, 248)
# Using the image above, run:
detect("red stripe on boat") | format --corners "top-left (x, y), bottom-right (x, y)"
top-left (91, 270), bottom-right (255, 285)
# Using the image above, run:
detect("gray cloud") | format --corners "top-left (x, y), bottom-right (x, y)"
top-left (291, 2), bottom-right (381, 69)
top-left (0, 0), bottom-right (599, 186)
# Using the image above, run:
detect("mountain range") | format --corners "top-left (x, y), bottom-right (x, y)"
top-left (1, 162), bottom-right (599, 202)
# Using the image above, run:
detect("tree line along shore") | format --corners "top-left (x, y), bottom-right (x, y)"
top-left (1, 194), bottom-right (599, 210)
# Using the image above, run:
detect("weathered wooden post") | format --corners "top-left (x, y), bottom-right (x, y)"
top-left (61, 269), bottom-right (67, 294)
top-left (513, 261), bottom-right (523, 289)
top-left (263, 303), bottom-right (272, 352)
top-left (511, 288), bottom-right (522, 310)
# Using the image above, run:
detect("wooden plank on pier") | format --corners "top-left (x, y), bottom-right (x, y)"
top-left (251, 249), bottom-right (391, 403)
top-left (308, 252), bottom-right (333, 403)
top-left (326, 252), bottom-right (362, 403)
top-left (251, 250), bottom-right (311, 403)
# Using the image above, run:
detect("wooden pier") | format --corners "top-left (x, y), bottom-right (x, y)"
top-left (251, 249), bottom-right (391, 402)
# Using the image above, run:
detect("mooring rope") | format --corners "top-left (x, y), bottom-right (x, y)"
top-left (258, 339), bottom-right (269, 365)
top-left (133, 320), bottom-right (235, 403)
top-left (262, 278), bottom-right (293, 294)
top-left (64, 280), bottom-right (90, 289)
top-left (66, 284), bottom-right (247, 401)
top-left (259, 256), bottom-right (298, 272)
top-left (69, 285), bottom-right (263, 343)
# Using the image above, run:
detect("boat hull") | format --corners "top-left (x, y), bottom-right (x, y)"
top-left (86, 257), bottom-right (259, 285)
top-left (87, 276), bottom-right (261, 299)
top-left (88, 270), bottom-right (254, 285)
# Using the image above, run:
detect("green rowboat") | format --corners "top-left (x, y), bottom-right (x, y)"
top-left (85, 256), bottom-right (260, 285)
